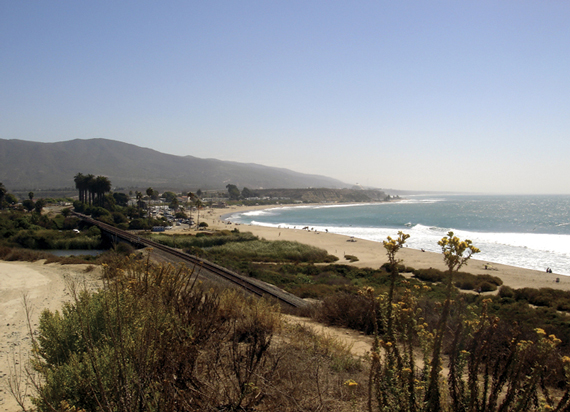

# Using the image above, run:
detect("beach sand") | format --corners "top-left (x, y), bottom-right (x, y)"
top-left (195, 204), bottom-right (570, 292)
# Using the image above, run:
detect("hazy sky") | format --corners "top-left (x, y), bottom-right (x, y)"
top-left (2, 1), bottom-right (569, 194)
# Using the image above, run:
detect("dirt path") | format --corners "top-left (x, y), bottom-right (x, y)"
top-left (282, 314), bottom-right (374, 358)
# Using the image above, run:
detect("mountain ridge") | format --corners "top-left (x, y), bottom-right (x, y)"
top-left (0, 138), bottom-right (348, 191)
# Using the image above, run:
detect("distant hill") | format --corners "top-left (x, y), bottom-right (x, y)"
top-left (0, 138), bottom-right (348, 191)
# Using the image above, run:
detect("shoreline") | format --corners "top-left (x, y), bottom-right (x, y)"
top-left (195, 203), bottom-right (570, 291)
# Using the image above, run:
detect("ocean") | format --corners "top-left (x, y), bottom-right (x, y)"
top-left (226, 195), bottom-right (570, 276)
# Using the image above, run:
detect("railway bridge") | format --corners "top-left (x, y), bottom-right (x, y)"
top-left (71, 211), bottom-right (308, 310)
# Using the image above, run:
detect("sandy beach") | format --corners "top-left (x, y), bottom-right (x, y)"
top-left (196, 204), bottom-right (570, 292)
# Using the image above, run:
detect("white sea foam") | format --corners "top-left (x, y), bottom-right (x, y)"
top-left (240, 209), bottom-right (280, 217)
top-left (321, 224), bottom-right (570, 275)
top-left (249, 220), bottom-right (295, 228)
top-left (242, 219), bottom-right (570, 275)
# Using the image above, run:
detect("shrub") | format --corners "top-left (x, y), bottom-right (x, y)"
top-left (455, 279), bottom-right (475, 290)
top-left (413, 267), bottom-right (445, 283)
top-left (477, 281), bottom-right (496, 292)
top-left (128, 218), bottom-right (148, 230)
top-left (498, 285), bottom-right (515, 298)
top-left (344, 254), bottom-right (359, 262)
top-left (113, 242), bottom-right (135, 255)
top-left (208, 239), bottom-right (336, 263)
top-left (315, 292), bottom-right (377, 334)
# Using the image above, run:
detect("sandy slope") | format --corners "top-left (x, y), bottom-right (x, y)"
top-left (0, 261), bottom-right (101, 412)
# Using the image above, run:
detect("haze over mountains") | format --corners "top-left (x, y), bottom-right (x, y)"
top-left (0, 138), bottom-right (348, 191)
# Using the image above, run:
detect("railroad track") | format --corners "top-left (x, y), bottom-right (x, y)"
top-left (71, 212), bottom-right (307, 309)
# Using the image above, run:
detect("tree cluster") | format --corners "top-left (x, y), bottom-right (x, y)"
top-left (0, 182), bottom-right (46, 213)
top-left (73, 173), bottom-right (112, 207)
top-left (226, 184), bottom-right (257, 200)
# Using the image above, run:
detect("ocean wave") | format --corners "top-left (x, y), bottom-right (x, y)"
top-left (240, 209), bottom-right (281, 217)
top-left (411, 223), bottom-right (451, 234)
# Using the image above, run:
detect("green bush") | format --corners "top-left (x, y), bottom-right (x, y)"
top-left (413, 268), bottom-right (445, 282)
top-left (455, 279), bottom-right (475, 290)
top-left (128, 218), bottom-right (148, 230)
top-left (151, 231), bottom-right (257, 249)
top-left (477, 281), bottom-right (496, 292)
top-left (208, 239), bottom-right (337, 263)
top-left (499, 285), bottom-right (515, 298)
top-left (344, 254), bottom-right (359, 262)
top-left (315, 292), bottom-right (377, 334)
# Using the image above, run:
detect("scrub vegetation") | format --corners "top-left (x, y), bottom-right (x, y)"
top-left (23, 254), bottom-right (368, 412)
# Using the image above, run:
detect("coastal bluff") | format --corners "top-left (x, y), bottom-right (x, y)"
top-left (249, 188), bottom-right (391, 203)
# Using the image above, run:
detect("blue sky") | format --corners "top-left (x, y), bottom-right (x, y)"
top-left (2, 1), bottom-right (569, 194)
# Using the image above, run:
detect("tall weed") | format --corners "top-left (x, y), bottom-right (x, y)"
top-left (366, 232), bottom-right (570, 412)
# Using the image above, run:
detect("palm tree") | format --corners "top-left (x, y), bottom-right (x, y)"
top-left (186, 191), bottom-right (196, 219)
top-left (93, 176), bottom-right (111, 206)
top-left (135, 191), bottom-right (144, 211)
top-left (74, 173), bottom-right (86, 203)
top-left (194, 198), bottom-right (203, 228)
top-left (34, 198), bottom-right (46, 214)
top-left (0, 182), bottom-right (6, 209)
top-left (85, 174), bottom-right (95, 205)
top-left (146, 187), bottom-right (154, 218)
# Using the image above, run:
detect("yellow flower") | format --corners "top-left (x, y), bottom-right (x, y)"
top-left (344, 379), bottom-right (358, 387)
top-left (549, 334), bottom-right (562, 345)
top-left (535, 328), bottom-right (546, 335)
top-left (562, 356), bottom-right (570, 364)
